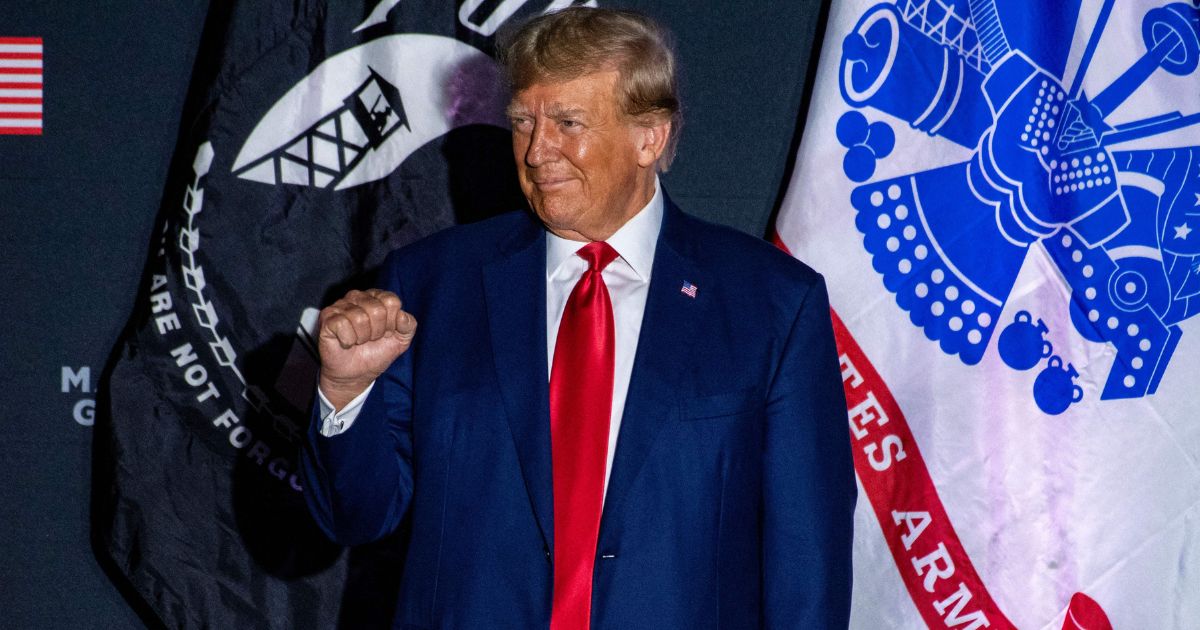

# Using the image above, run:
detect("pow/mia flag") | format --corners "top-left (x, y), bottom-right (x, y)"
top-left (97, 1), bottom-right (538, 627)
top-left (778, 1), bottom-right (1200, 628)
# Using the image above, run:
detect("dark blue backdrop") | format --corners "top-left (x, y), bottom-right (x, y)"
top-left (0, 1), bottom-right (827, 627)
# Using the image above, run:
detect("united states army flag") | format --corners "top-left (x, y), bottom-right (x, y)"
top-left (776, 1), bottom-right (1200, 627)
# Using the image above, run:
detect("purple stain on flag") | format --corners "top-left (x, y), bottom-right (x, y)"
top-left (680, 281), bottom-right (698, 298)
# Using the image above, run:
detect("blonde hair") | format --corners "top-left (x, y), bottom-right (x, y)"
top-left (498, 7), bottom-right (682, 171)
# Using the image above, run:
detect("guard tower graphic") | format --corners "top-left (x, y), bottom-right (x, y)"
top-left (232, 67), bottom-right (408, 189)
top-left (836, 0), bottom-right (1200, 414)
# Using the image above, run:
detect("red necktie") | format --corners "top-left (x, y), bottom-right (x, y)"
top-left (549, 241), bottom-right (619, 630)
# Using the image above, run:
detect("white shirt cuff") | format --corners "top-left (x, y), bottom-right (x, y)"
top-left (317, 381), bottom-right (376, 437)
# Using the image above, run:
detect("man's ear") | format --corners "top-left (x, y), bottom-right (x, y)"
top-left (634, 118), bottom-right (671, 169)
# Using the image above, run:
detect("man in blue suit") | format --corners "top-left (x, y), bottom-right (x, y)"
top-left (301, 7), bottom-right (855, 628)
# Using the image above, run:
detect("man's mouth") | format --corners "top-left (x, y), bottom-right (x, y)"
top-left (531, 177), bottom-right (573, 191)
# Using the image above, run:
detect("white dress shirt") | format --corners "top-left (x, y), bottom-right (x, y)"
top-left (319, 180), bottom-right (664, 497)
top-left (545, 180), bottom-right (662, 494)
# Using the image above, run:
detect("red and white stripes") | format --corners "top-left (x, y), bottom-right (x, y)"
top-left (0, 37), bottom-right (43, 135)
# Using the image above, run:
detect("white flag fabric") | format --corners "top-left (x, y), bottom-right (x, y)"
top-left (777, 1), bottom-right (1200, 628)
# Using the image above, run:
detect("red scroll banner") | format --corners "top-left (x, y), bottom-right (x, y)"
top-left (773, 235), bottom-right (1111, 628)
top-left (771, 232), bottom-right (1015, 627)
top-left (829, 308), bottom-right (1015, 630)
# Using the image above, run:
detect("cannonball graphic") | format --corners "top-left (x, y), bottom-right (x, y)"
top-left (864, 120), bottom-right (894, 157)
top-left (1033, 356), bottom-right (1083, 415)
top-left (836, 110), bottom-right (870, 147)
top-left (843, 144), bottom-right (877, 182)
top-left (998, 311), bottom-right (1053, 371)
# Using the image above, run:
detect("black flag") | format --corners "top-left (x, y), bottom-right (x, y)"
top-left (96, 1), bottom-right (533, 626)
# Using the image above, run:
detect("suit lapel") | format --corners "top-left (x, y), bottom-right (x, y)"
top-left (482, 214), bottom-right (555, 552)
top-left (599, 200), bottom-right (707, 539)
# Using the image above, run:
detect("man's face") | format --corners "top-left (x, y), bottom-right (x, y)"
top-left (509, 70), bottom-right (662, 242)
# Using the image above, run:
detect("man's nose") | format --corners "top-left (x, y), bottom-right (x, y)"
top-left (525, 120), bottom-right (557, 167)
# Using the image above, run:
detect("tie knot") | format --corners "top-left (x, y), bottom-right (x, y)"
top-left (576, 241), bottom-right (619, 272)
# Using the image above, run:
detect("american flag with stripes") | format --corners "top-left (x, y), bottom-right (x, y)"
top-left (680, 281), bottom-right (697, 298)
top-left (0, 37), bottom-right (42, 135)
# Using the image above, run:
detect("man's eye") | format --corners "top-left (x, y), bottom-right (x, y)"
top-left (561, 119), bottom-right (579, 128)
top-left (511, 117), bottom-right (532, 131)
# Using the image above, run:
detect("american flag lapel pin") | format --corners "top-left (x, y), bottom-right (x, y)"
top-left (680, 281), bottom-right (698, 299)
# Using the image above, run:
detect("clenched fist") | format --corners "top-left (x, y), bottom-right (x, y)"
top-left (318, 288), bottom-right (417, 410)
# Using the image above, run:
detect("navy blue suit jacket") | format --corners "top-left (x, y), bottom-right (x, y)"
top-left (301, 200), bottom-right (855, 628)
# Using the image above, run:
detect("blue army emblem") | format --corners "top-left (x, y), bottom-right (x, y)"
top-left (836, 0), bottom-right (1200, 414)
